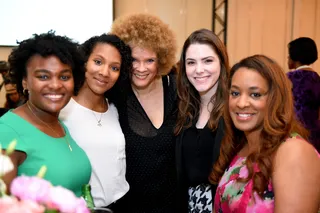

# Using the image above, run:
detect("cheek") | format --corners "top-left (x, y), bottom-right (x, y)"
top-left (149, 64), bottom-right (158, 75)
top-left (208, 63), bottom-right (221, 75)
top-left (228, 98), bottom-right (235, 111)
top-left (254, 101), bottom-right (268, 116)
top-left (111, 72), bottom-right (120, 83)
top-left (65, 81), bottom-right (75, 93)
top-left (85, 66), bottom-right (98, 76)
top-left (185, 68), bottom-right (194, 82)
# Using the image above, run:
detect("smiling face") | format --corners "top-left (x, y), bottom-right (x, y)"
top-left (185, 43), bottom-right (221, 97)
top-left (84, 43), bottom-right (121, 95)
top-left (23, 55), bottom-right (74, 115)
top-left (131, 46), bottom-right (158, 89)
top-left (229, 67), bottom-right (269, 134)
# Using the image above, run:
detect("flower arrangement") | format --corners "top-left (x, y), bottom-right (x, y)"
top-left (0, 140), bottom-right (90, 213)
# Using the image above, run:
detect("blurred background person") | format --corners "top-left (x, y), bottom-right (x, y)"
top-left (287, 37), bottom-right (320, 152)
top-left (211, 55), bottom-right (320, 212)
top-left (111, 13), bottom-right (178, 213)
top-left (60, 34), bottom-right (132, 210)
top-left (175, 29), bottom-right (229, 213)
top-left (0, 32), bottom-right (91, 196)
top-left (3, 78), bottom-right (25, 109)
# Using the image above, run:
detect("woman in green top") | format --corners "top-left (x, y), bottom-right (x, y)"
top-left (0, 31), bottom-right (91, 197)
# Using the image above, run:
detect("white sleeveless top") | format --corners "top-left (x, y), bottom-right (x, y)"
top-left (60, 98), bottom-right (129, 207)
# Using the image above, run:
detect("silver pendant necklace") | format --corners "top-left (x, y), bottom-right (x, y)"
top-left (92, 111), bottom-right (103, 127)
top-left (91, 99), bottom-right (106, 127)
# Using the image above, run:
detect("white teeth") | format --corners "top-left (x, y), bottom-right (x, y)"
top-left (134, 74), bottom-right (148, 79)
top-left (238, 113), bottom-right (252, 117)
top-left (45, 94), bottom-right (63, 100)
top-left (195, 76), bottom-right (209, 82)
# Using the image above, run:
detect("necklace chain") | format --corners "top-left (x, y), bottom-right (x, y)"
top-left (26, 101), bottom-right (72, 152)
top-left (90, 98), bottom-right (106, 127)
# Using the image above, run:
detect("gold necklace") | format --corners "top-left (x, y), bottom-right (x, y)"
top-left (26, 101), bottom-right (72, 152)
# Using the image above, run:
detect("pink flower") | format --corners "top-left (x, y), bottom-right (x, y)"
top-left (239, 166), bottom-right (248, 178)
top-left (19, 200), bottom-right (45, 213)
top-left (0, 196), bottom-right (19, 212)
top-left (75, 198), bottom-right (91, 213)
top-left (45, 186), bottom-right (87, 213)
top-left (0, 197), bottom-right (45, 213)
top-left (10, 176), bottom-right (51, 203)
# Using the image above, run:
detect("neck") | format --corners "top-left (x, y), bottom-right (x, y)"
top-left (295, 64), bottom-right (312, 70)
top-left (26, 101), bottom-right (59, 124)
top-left (132, 76), bottom-right (162, 98)
top-left (75, 82), bottom-right (106, 112)
top-left (244, 130), bottom-right (261, 151)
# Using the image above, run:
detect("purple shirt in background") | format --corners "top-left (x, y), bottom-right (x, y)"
top-left (287, 69), bottom-right (320, 152)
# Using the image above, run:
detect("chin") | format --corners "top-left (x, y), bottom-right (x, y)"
top-left (47, 103), bottom-right (68, 113)
top-left (132, 80), bottom-right (151, 89)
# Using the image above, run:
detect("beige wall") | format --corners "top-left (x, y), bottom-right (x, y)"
top-left (114, 0), bottom-right (213, 60)
top-left (0, 0), bottom-right (213, 106)
top-left (1, 0), bottom-right (319, 106)
top-left (227, 0), bottom-right (320, 74)
top-left (0, 47), bottom-right (13, 61)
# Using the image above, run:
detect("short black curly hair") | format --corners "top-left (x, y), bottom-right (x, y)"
top-left (288, 37), bottom-right (318, 65)
top-left (8, 31), bottom-right (85, 97)
top-left (79, 33), bottom-right (133, 102)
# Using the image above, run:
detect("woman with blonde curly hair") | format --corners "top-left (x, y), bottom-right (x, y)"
top-left (210, 55), bottom-right (320, 212)
top-left (110, 13), bottom-right (178, 213)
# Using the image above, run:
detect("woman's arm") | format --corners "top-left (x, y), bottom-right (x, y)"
top-left (272, 138), bottom-right (320, 213)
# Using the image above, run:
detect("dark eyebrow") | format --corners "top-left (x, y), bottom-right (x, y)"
top-left (248, 86), bottom-right (260, 90)
top-left (202, 56), bottom-right (214, 60)
top-left (186, 56), bottom-right (214, 61)
top-left (231, 85), bottom-right (262, 90)
top-left (111, 62), bottom-right (121, 65)
top-left (34, 69), bottom-right (72, 74)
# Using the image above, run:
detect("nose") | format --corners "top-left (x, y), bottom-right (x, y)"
top-left (49, 77), bottom-right (63, 89)
top-left (195, 63), bottom-right (204, 74)
top-left (236, 94), bottom-right (250, 109)
top-left (99, 65), bottom-right (110, 77)
top-left (134, 61), bottom-right (147, 72)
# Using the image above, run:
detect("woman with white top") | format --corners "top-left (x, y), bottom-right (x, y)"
top-left (59, 34), bottom-right (132, 209)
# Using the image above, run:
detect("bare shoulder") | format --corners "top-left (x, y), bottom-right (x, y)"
top-left (272, 137), bottom-right (320, 212)
top-left (274, 137), bottom-right (320, 171)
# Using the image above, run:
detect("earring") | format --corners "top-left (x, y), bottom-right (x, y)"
top-left (23, 88), bottom-right (29, 96)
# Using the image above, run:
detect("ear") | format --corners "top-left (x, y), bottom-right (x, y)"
top-left (22, 77), bottom-right (27, 90)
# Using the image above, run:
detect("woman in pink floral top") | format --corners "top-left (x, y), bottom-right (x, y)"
top-left (210, 55), bottom-right (320, 213)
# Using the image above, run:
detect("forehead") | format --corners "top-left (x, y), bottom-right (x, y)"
top-left (231, 67), bottom-right (268, 90)
top-left (26, 55), bottom-right (71, 73)
top-left (91, 43), bottom-right (121, 60)
top-left (131, 46), bottom-right (157, 58)
top-left (185, 43), bottom-right (217, 58)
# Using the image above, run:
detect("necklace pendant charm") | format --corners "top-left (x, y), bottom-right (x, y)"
top-left (97, 122), bottom-right (102, 127)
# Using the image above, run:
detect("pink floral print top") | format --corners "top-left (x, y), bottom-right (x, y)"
top-left (214, 134), bottom-right (320, 213)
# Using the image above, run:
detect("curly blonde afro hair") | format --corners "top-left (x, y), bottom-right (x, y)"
top-left (111, 13), bottom-right (177, 75)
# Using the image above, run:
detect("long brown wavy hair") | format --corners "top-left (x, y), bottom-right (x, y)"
top-left (209, 55), bottom-right (309, 196)
top-left (175, 29), bottom-right (230, 134)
